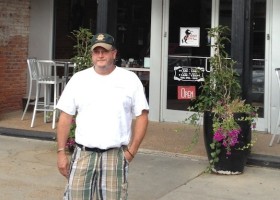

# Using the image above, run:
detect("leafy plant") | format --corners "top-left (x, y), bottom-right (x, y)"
top-left (186, 26), bottom-right (258, 172)
top-left (70, 27), bottom-right (93, 72)
top-left (194, 26), bottom-right (241, 112)
top-left (65, 116), bottom-right (76, 152)
top-left (65, 27), bottom-right (93, 151)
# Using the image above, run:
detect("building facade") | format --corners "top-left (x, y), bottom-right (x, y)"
top-left (0, 0), bottom-right (30, 115)
top-left (1, 0), bottom-right (280, 134)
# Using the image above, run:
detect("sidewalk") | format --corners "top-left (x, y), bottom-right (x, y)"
top-left (1, 110), bottom-right (280, 168)
top-left (1, 135), bottom-right (280, 200)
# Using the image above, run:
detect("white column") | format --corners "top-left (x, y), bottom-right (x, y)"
top-left (149, 0), bottom-right (164, 121)
top-left (269, 0), bottom-right (280, 134)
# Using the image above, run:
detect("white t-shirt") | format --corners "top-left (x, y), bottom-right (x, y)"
top-left (56, 66), bottom-right (149, 149)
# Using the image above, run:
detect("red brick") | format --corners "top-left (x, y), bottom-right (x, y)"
top-left (0, 0), bottom-right (30, 114)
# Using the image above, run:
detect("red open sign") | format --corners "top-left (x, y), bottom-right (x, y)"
top-left (177, 86), bottom-right (196, 100)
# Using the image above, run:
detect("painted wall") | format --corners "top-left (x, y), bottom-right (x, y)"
top-left (269, 0), bottom-right (280, 134)
top-left (28, 0), bottom-right (54, 59)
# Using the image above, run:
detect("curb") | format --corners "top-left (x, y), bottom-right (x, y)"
top-left (138, 148), bottom-right (208, 161)
top-left (1, 127), bottom-right (280, 169)
top-left (0, 127), bottom-right (56, 141)
top-left (247, 153), bottom-right (280, 169)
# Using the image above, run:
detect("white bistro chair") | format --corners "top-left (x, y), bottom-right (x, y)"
top-left (269, 67), bottom-right (280, 146)
top-left (30, 59), bottom-right (65, 129)
top-left (21, 58), bottom-right (38, 120)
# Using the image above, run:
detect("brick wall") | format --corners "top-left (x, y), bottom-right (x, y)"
top-left (0, 0), bottom-right (30, 114)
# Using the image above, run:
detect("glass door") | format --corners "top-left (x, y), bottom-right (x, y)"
top-left (162, 0), bottom-right (268, 131)
top-left (219, 0), bottom-right (267, 131)
top-left (162, 0), bottom-right (213, 122)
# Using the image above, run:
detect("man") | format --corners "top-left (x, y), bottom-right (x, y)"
top-left (56, 33), bottom-right (149, 199)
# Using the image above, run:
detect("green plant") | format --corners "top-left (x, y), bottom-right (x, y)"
top-left (186, 25), bottom-right (258, 172)
top-left (65, 27), bottom-right (93, 151)
top-left (65, 116), bottom-right (76, 151)
top-left (70, 27), bottom-right (93, 72)
top-left (195, 26), bottom-right (241, 112)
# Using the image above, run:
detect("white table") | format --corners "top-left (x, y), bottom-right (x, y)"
top-left (121, 67), bottom-right (150, 81)
top-left (55, 60), bottom-right (75, 83)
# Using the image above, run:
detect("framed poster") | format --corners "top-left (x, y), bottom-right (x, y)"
top-left (180, 27), bottom-right (200, 47)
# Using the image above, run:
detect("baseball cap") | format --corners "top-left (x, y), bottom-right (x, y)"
top-left (91, 33), bottom-right (115, 51)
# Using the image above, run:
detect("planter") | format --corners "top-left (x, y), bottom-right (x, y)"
top-left (203, 111), bottom-right (252, 174)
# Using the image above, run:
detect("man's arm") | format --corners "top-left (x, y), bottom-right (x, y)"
top-left (57, 111), bottom-right (73, 177)
top-left (125, 110), bottom-right (149, 162)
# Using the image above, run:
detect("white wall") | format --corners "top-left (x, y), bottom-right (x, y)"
top-left (28, 0), bottom-right (54, 59)
top-left (269, 0), bottom-right (280, 134)
top-left (25, 0), bottom-right (54, 97)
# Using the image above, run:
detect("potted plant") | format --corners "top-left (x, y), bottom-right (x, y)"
top-left (187, 25), bottom-right (258, 174)
top-left (64, 27), bottom-right (93, 152)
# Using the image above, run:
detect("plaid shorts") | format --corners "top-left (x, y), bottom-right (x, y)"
top-left (63, 146), bottom-right (129, 200)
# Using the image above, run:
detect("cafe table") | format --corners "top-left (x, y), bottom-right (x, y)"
top-left (121, 67), bottom-right (150, 81)
top-left (54, 59), bottom-right (75, 83)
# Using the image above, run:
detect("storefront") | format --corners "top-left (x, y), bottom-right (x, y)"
top-left (149, 0), bottom-right (280, 134)
top-left (28, 0), bottom-right (280, 133)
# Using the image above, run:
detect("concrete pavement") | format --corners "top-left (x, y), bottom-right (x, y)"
top-left (1, 110), bottom-right (280, 169)
top-left (0, 135), bottom-right (280, 200)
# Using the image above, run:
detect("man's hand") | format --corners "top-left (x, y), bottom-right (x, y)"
top-left (56, 111), bottom-right (73, 178)
top-left (125, 110), bottom-right (149, 163)
top-left (57, 151), bottom-right (70, 178)
top-left (124, 149), bottom-right (134, 162)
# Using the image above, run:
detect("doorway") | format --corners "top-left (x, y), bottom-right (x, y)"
top-left (162, 0), bottom-right (212, 122)
top-left (218, 0), bottom-right (267, 131)
top-left (161, 0), bottom-right (269, 132)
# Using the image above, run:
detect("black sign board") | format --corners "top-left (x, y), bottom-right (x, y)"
top-left (173, 66), bottom-right (204, 82)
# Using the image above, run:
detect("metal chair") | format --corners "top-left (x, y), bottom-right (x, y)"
top-left (30, 59), bottom-right (66, 129)
top-left (21, 58), bottom-right (38, 120)
top-left (269, 68), bottom-right (280, 146)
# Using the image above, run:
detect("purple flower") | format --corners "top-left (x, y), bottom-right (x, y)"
top-left (66, 138), bottom-right (75, 148)
top-left (213, 131), bottom-right (225, 142)
top-left (228, 129), bottom-right (240, 146)
top-left (214, 128), bottom-right (241, 156)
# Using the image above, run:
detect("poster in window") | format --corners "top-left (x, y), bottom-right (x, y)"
top-left (180, 27), bottom-right (200, 47)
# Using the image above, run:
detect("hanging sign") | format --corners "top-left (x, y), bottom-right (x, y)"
top-left (177, 86), bottom-right (196, 100)
top-left (180, 27), bottom-right (200, 47)
top-left (173, 66), bottom-right (204, 82)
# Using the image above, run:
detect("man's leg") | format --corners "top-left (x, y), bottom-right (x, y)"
top-left (64, 147), bottom-right (100, 200)
top-left (96, 148), bottom-right (129, 200)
